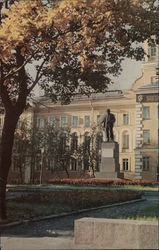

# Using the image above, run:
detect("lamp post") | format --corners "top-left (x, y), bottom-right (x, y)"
top-left (40, 147), bottom-right (44, 185)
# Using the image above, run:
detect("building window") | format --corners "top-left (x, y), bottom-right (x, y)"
top-left (83, 133), bottom-right (90, 170)
top-left (71, 133), bottom-right (78, 151)
top-left (142, 156), bottom-right (149, 171)
top-left (143, 130), bottom-right (150, 144)
top-left (150, 45), bottom-right (156, 57)
top-left (71, 133), bottom-right (78, 170)
top-left (122, 158), bottom-right (129, 171)
top-left (123, 114), bottom-right (129, 125)
top-left (35, 155), bottom-right (41, 171)
top-left (71, 159), bottom-right (77, 171)
top-left (72, 116), bottom-right (78, 128)
top-left (123, 133), bottom-right (129, 149)
top-left (61, 116), bottom-right (67, 127)
top-left (37, 117), bottom-right (45, 129)
top-left (143, 107), bottom-right (150, 119)
top-left (60, 133), bottom-right (67, 153)
top-left (12, 156), bottom-right (20, 172)
top-left (97, 115), bottom-right (101, 123)
top-left (84, 116), bottom-right (90, 127)
top-left (49, 116), bottom-right (56, 127)
top-left (47, 159), bottom-right (55, 171)
top-left (96, 132), bottom-right (103, 150)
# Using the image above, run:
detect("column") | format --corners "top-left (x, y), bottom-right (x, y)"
top-left (134, 102), bottom-right (143, 180)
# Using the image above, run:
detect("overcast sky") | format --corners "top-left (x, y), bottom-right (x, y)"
top-left (110, 59), bottom-right (143, 91)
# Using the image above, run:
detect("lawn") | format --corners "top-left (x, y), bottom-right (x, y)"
top-left (119, 204), bottom-right (159, 221)
top-left (6, 189), bottom-right (141, 223)
top-left (7, 182), bottom-right (159, 192)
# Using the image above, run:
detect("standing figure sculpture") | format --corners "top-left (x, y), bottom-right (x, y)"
top-left (100, 108), bottom-right (116, 142)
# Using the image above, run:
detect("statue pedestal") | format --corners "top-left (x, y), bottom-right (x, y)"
top-left (96, 142), bottom-right (124, 179)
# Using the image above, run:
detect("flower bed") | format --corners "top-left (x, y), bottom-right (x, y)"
top-left (49, 178), bottom-right (159, 186)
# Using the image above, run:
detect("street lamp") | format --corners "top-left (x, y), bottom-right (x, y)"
top-left (40, 147), bottom-right (44, 185)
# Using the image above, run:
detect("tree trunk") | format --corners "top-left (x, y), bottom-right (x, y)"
top-left (30, 156), bottom-right (35, 184)
top-left (64, 160), bottom-right (70, 178)
top-left (0, 111), bottom-right (19, 221)
top-left (0, 45), bottom-right (27, 221)
top-left (19, 157), bottom-right (24, 184)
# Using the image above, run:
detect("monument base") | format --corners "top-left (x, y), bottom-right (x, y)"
top-left (95, 141), bottom-right (124, 179)
top-left (95, 171), bottom-right (124, 179)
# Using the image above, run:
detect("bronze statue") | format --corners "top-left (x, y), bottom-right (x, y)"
top-left (100, 108), bottom-right (116, 142)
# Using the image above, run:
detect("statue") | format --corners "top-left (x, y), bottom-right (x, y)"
top-left (99, 108), bottom-right (116, 142)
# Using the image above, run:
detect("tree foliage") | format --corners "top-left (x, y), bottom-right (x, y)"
top-left (0, 0), bottom-right (158, 103)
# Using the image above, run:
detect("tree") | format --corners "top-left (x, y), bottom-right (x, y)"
top-left (28, 123), bottom-right (44, 184)
top-left (73, 126), bottom-right (103, 177)
top-left (0, 0), bottom-right (158, 220)
top-left (12, 118), bottom-right (30, 183)
top-left (42, 124), bottom-right (73, 179)
top-left (52, 129), bottom-right (72, 178)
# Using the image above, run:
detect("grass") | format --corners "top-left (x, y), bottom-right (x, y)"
top-left (119, 204), bottom-right (159, 221)
top-left (7, 183), bottom-right (159, 191)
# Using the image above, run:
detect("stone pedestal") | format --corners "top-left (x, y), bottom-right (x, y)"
top-left (96, 142), bottom-right (123, 179)
top-left (75, 218), bottom-right (159, 249)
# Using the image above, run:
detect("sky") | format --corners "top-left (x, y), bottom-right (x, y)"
top-left (110, 59), bottom-right (143, 91)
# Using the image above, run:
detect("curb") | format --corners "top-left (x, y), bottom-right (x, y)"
top-left (0, 197), bottom-right (146, 230)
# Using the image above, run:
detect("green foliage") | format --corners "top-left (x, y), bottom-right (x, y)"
top-left (73, 126), bottom-right (103, 175)
top-left (12, 119), bottom-right (77, 180)
top-left (1, 0), bottom-right (159, 105)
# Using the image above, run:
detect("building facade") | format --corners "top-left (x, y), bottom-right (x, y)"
top-left (1, 43), bottom-right (159, 183)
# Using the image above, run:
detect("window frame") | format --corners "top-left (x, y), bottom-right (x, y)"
top-left (123, 114), bottom-right (129, 125)
top-left (72, 116), bottom-right (79, 128)
top-left (71, 158), bottom-right (77, 171)
top-left (142, 156), bottom-right (150, 171)
top-left (84, 115), bottom-right (90, 127)
top-left (97, 115), bottom-right (101, 123)
top-left (60, 116), bottom-right (68, 128)
top-left (143, 106), bottom-right (150, 120)
top-left (37, 117), bottom-right (45, 129)
top-left (122, 158), bottom-right (129, 171)
top-left (143, 130), bottom-right (150, 145)
top-left (71, 133), bottom-right (78, 151)
top-left (150, 45), bottom-right (156, 57)
top-left (123, 133), bottom-right (129, 149)
top-left (49, 116), bottom-right (56, 127)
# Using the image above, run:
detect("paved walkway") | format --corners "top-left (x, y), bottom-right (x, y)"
top-left (1, 192), bottom-right (159, 250)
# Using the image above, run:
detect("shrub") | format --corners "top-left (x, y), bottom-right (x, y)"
top-left (13, 189), bottom-right (141, 205)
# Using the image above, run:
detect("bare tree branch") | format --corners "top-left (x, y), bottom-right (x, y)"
top-left (3, 49), bottom-right (40, 81)
top-left (28, 55), bottom-right (50, 94)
